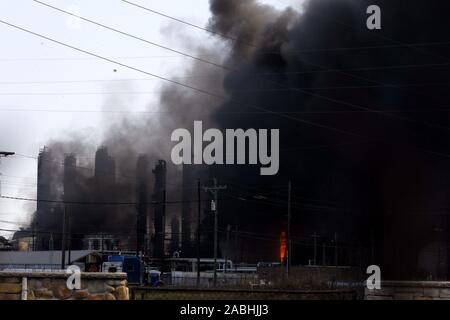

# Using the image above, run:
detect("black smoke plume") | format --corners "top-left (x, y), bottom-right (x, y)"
top-left (32, 0), bottom-right (449, 279)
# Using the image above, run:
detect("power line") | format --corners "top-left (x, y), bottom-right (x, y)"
top-left (0, 78), bottom-right (160, 85)
top-left (0, 215), bottom-right (218, 235)
top-left (118, 0), bottom-right (449, 116)
top-left (120, 0), bottom-right (450, 134)
top-left (0, 175), bottom-right (343, 214)
top-left (0, 174), bottom-right (36, 180)
top-left (278, 40), bottom-right (450, 54)
top-left (307, 5), bottom-right (449, 64)
top-left (0, 194), bottom-right (225, 206)
top-left (1, 81), bottom-right (447, 92)
top-left (0, 226), bottom-right (215, 237)
top-left (0, 219), bottom-right (29, 226)
top-left (0, 19), bottom-right (365, 139)
top-left (223, 179), bottom-right (336, 203)
top-left (12, 153), bottom-right (137, 182)
top-left (0, 225), bottom-right (360, 250)
top-left (32, 1), bottom-right (450, 134)
top-left (0, 216), bottom-right (215, 234)
top-left (225, 192), bottom-right (354, 215)
top-left (234, 82), bottom-right (450, 91)
top-left (0, 154), bottom-right (374, 210)
top-left (0, 181), bottom-right (36, 187)
top-left (0, 54), bottom-right (217, 62)
top-left (120, 0), bottom-right (252, 46)
top-left (2, 10), bottom-right (448, 158)
top-left (0, 178), bottom-right (36, 185)
top-left (0, 91), bottom-right (168, 96)
top-left (32, 0), bottom-right (230, 71)
top-left (256, 62), bottom-right (450, 75)
top-left (0, 61), bottom-right (446, 85)
top-left (120, 0), bottom-right (450, 54)
top-left (9, 153), bottom-right (209, 192)
top-left (0, 106), bottom-right (449, 115)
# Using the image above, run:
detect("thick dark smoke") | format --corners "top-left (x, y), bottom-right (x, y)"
top-left (31, 0), bottom-right (449, 279)
top-left (205, 0), bottom-right (449, 279)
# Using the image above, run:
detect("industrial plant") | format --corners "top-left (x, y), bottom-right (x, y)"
top-left (0, 0), bottom-right (449, 306)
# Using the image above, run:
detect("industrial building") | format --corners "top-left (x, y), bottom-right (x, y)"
top-left (23, 146), bottom-right (174, 262)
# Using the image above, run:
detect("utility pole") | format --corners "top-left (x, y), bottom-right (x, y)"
top-left (287, 181), bottom-right (291, 278)
top-left (224, 224), bottom-right (231, 278)
top-left (61, 206), bottom-right (67, 270)
top-left (334, 232), bottom-right (338, 266)
top-left (370, 229), bottom-right (375, 265)
top-left (312, 232), bottom-right (319, 265)
top-left (445, 212), bottom-right (450, 279)
top-left (67, 214), bottom-right (71, 264)
top-left (101, 232), bottom-right (104, 253)
top-left (32, 221), bottom-right (36, 251)
top-left (49, 233), bottom-right (54, 270)
top-left (204, 178), bottom-right (227, 287)
top-left (234, 225), bottom-right (239, 263)
top-left (196, 179), bottom-right (201, 286)
top-left (161, 188), bottom-right (166, 263)
top-left (359, 242), bottom-right (363, 269)
top-left (322, 242), bottom-right (326, 265)
top-left (334, 232), bottom-right (338, 282)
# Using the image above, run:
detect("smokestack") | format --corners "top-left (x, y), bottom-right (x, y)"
top-left (152, 160), bottom-right (167, 258)
top-left (136, 154), bottom-right (150, 257)
top-left (35, 147), bottom-right (54, 250)
top-left (93, 147), bottom-right (117, 243)
top-left (170, 215), bottom-right (180, 255)
top-left (63, 154), bottom-right (77, 203)
top-left (94, 146), bottom-right (116, 185)
top-left (181, 163), bottom-right (193, 256)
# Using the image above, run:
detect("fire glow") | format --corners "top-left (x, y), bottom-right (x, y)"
top-left (280, 231), bottom-right (287, 263)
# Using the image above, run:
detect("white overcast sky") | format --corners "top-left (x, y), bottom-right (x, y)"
top-left (0, 0), bottom-right (303, 237)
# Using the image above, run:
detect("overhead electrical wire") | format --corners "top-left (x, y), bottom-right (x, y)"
top-left (305, 4), bottom-right (450, 63)
top-left (0, 3), bottom-right (447, 162)
top-left (0, 19), bottom-right (365, 139)
top-left (30, 0), bottom-right (450, 136)
top-left (120, 0), bottom-right (450, 55)
top-left (1, 81), bottom-right (447, 91)
top-left (113, 0), bottom-right (450, 132)
top-left (0, 194), bottom-right (225, 206)
top-left (32, 0), bottom-right (231, 70)
top-left (1, 107), bottom-right (450, 115)
top-left (0, 61), bottom-right (446, 82)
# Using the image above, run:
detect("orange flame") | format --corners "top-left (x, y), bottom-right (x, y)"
top-left (280, 231), bottom-right (287, 263)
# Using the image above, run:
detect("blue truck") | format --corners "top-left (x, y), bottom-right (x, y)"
top-left (103, 255), bottom-right (141, 284)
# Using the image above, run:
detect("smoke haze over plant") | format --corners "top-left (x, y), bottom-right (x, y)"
top-left (2, 0), bottom-right (449, 279)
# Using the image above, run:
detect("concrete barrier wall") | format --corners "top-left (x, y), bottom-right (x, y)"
top-left (365, 281), bottom-right (450, 300)
top-left (0, 271), bottom-right (129, 300)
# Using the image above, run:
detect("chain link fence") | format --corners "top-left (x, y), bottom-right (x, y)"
top-left (130, 286), bottom-right (358, 300)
